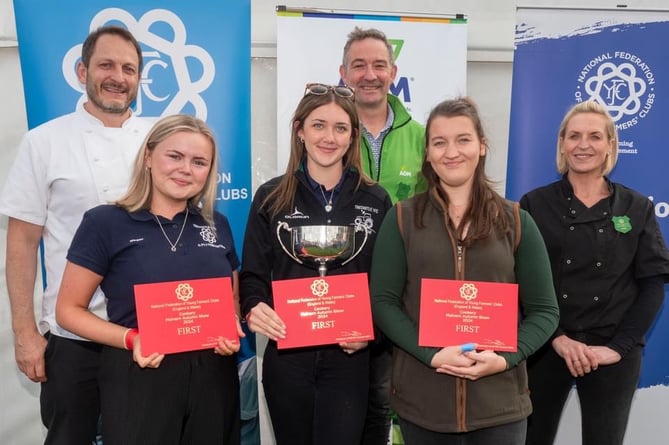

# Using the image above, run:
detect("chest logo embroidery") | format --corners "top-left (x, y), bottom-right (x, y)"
top-left (611, 215), bottom-right (632, 234)
top-left (200, 226), bottom-right (217, 244)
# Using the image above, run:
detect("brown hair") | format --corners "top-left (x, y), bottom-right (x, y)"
top-left (415, 97), bottom-right (511, 244)
top-left (81, 25), bottom-right (143, 72)
top-left (261, 89), bottom-right (371, 218)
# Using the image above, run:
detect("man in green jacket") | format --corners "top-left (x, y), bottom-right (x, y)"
top-left (339, 26), bottom-right (426, 445)
top-left (340, 27), bottom-right (426, 205)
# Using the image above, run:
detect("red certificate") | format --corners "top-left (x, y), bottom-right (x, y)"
top-left (272, 272), bottom-right (374, 349)
top-left (418, 279), bottom-right (518, 351)
top-left (134, 277), bottom-right (238, 355)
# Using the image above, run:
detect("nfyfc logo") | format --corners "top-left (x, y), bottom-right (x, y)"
top-left (574, 51), bottom-right (655, 131)
top-left (62, 8), bottom-right (215, 119)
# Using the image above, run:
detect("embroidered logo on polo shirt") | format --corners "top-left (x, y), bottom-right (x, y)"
top-left (200, 226), bottom-right (217, 244)
top-left (195, 224), bottom-right (226, 249)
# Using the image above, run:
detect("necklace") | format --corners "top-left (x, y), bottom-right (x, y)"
top-left (318, 185), bottom-right (335, 212)
top-left (449, 203), bottom-right (467, 225)
top-left (154, 208), bottom-right (189, 252)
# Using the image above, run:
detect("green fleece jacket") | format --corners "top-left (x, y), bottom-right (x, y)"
top-left (361, 94), bottom-right (426, 204)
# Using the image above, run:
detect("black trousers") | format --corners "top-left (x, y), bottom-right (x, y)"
top-left (99, 346), bottom-right (240, 445)
top-left (262, 342), bottom-right (370, 445)
top-left (361, 338), bottom-right (392, 445)
top-left (399, 417), bottom-right (527, 445)
top-left (526, 344), bottom-right (642, 445)
top-left (40, 333), bottom-right (102, 445)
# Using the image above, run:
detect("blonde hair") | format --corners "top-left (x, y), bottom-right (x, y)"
top-left (116, 114), bottom-right (219, 225)
top-left (556, 101), bottom-right (619, 175)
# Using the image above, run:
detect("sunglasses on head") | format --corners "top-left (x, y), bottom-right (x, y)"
top-left (304, 83), bottom-right (355, 100)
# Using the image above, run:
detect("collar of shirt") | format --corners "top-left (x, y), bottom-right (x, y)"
top-left (302, 161), bottom-right (348, 208)
top-left (129, 205), bottom-right (201, 222)
top-left (362, 103), bottom-right (394, 169)
top-left (560, 174), bottom-right (615, 221)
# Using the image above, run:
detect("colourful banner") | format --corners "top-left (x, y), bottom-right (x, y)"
top-left (276, 8), bottom-right (467, 172)
top-left (507, 7), bottom-right (669, 388)
top-left (13, 0), bottom-right (251, 248)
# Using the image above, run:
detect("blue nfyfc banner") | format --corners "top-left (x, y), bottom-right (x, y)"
top-left (13, 0), bottom-right (251, 247)
top-left (507, 7), bottom-right (669, 387)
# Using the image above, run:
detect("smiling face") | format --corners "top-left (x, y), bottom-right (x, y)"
top-left (426, 115), bottom-right (486, 193)
top-left (560, 112), bottom-right (614, 178)
top-left (297, 101), bottom-right (353, 178)
top-left (77, 33), bottom-right (140, 122)
top-left (145, 131), bottom-right (214, 213)
top-left (339, 37), bottom-right (397, 110)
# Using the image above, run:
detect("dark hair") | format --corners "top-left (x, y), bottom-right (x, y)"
top-left (262, 89), bottom-right (371, 218)
top-left (81, 26), bottom-right (143, 72)
top-left (415, 97), bottom-right (511, 244)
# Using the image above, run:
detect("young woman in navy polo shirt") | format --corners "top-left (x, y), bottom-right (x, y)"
top-left (56, 114), bottom-right (242, 445)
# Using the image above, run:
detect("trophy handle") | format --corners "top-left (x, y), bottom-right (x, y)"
top-left (341, 223), bottom-right (370, 266)
top-left (276, 221), bottom-right (303, 264)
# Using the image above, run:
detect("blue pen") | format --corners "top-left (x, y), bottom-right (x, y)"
top-left (460, 343), bottom-right (476, 353)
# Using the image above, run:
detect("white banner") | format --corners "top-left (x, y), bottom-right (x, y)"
top-left (276, 8), bottom-right (467, 172)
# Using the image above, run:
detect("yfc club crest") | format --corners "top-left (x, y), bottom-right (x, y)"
top-left (62, 8), bottom-right (215, 119)
top-left (574, 51), bottom-right (655, 132)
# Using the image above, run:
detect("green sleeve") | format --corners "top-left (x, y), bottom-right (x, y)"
top-left (370, 206), bottom-right (440, 366)
top-left (499, 209), bottom-right (560, 368)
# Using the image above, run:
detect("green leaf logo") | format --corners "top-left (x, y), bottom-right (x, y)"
top-left (388, 39), bottom-right (404, 61)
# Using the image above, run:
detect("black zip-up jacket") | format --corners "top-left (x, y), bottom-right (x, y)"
top-left (240, 168), bottom-right (392, 316)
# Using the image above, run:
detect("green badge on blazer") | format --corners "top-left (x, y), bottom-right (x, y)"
top-left (612, 215), bottom-right (632, 233)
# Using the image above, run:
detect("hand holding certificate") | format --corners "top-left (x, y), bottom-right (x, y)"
top-left (134, 277), bottom-right (239, 355)
top-left (270, 222), bottom-right (375, 349)
top-left (419, 278), bottom-right (518, 352)
top-left (271, 273), bottom-right (374, 349)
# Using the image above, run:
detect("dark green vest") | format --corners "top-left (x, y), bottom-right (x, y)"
top-left (390, 192), bottom-right (531, 433)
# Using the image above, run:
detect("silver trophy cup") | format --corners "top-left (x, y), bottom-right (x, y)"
top-left (276, 223), bottom-right (369, 276)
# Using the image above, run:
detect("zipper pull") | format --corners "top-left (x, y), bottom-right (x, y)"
top-left (456, 241), bottom-right (463, 274)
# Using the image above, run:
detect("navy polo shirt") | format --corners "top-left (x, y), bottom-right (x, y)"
top-left (67, 204), bottom-right (239, 328)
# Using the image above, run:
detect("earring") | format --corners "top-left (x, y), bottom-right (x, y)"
top-left (300, 138), bottom-right (305, 144)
